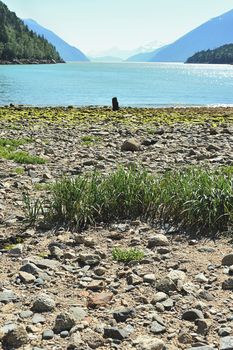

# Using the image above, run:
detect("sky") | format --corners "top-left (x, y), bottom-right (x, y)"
top-left (3, 0), bottom-right (233, 55)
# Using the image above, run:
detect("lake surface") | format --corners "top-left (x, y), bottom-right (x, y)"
top-left (1, 62), bottom-right (233, 107)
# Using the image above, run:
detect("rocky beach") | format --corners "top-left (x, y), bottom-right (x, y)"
top-left (0, 106), bottom-right (233, 350)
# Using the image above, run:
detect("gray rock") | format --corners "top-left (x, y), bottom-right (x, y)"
top-left (121, 139), bottom-right (140, 152)
top-left (156, 277), bottom-right (177, 293)
top-left (219, 327), bottom-right (232, 337)
top-left (78, 253), bottom-right (100, 266)
top-left (32, 314), bottom-right (46, 324)
top-left (133, 335), bottom-right (165, 350)
top-left (18, 271), bottom-right (36, 284)
top-left (104, 327), bottom-right (129, 340)
top-left (151, 292), bottom-right (167, 303)
top-left (32, 294), bottom-right (56, 313)
top-left (187, 347), bottom-right (216, 350)
top-left (29, 257), bottom-right (60, 270)
top-left (19, 310), bottom-right (33, 319)
top-left (20, 262), bottom-right (42, 276)
top-left (54, 312), bottom-right (76, 334)
top-left (143, 274), bottom-right (156, 284)
top-left (220, 336), bottom-right (233, 350)
top-left (2, 325), bottom-right (28, 349)
top-left (182, 309), bottom-right (204, 321)
top-left (195, 273), bottom-right (208, 283)
top-left (60, 330), bottom-right (69, 338)
top-left (222, 279), bottom-right (233, 290)
top-left (69, 307), bottom-right (87, 322)
top-left (150, 321), bottom-right (166, 334)
top-left (222, 254), bottom-right (233, 267)
top-left (42, 329), bottom-right (54, 340)
top-left (147, 234), bottom-right (169, 248)
top-left (8, 244), bottom-right (23, 256)
top-left (67, 332), bottom-right (83, 350)
top-left (113, 308), bottom-right (136, 322)
top-left (0, 290), bottom-right (19, 304)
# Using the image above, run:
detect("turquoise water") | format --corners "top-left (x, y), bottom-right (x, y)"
top-left (1, 62), bottom-right (233, 107)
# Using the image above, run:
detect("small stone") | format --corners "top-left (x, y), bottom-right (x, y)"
top-left (42, 329), bottom-right (54, 340)
top-left (8, 244), bottom-right (23, 256)
top-left (196, 319), bottom-right (211, 336)
top-left (19, 310), bottom-right (33, 319)
top-left (187, 347), bottom-right (216, 350)
top-left (133, 335), bottom-right (165, 350)
top-left (32, 314), bottom-right (46, 324)
top-left (195, 273), bottom-right (208, 283)
top-left (18, 271), bottom-right (36, 284)
top-left (78, 253), bottom-right (101, 266)
top-left (150, 321), bottom-right (166, 334)
top-left (121, 139), bottom-right (140, 152)
top-left (2, 325), bottom-right (28, 349)
top-left (143, 274), bottom-right (156, 284)
top-left (67, 332), bottom-right (82, 349)
top-left (113, 308), bottom-right (136, 322)
top-left (60, 330), bottom-right (69, 338)
top-left (167, 270), bottom-right (186, 283)
top-left (32, 294), bottom-right (56, 313)
top-left (151, 292), bottom-right (167, 304)
top-left (104, 327), bottom-right (129, 340)
top-left (222, 254), bottom-right (233, 267)
top-left (53, 312), bottom-right (76, 334)
top-left (20, 262), bottom-right (42, 276)
top-left (156, 278), bottom-right (177, 293)
top-left (69, 307), bottom-right (87, 321)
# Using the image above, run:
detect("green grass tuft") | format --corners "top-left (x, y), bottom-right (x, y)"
top-left (112, 247), bottom-right (144, 262)
top-left (25, 166), bottom-right (233, 235)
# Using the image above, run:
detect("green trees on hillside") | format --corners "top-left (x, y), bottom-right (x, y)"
top-left (186, 44), bottom-right (233, 64)
top-left (0, 1), bottom-right (62, 62)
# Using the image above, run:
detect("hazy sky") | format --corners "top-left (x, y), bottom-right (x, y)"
top-left (3, 0), bottom-right (233, 54)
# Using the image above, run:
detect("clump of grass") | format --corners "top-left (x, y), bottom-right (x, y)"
top-left (112, 247), bottom-right (144, 262)
top-left (14, 167), bottom-right (25, 175)
top-left (25, 166), bottom-right (233, 235)
top-left (23, 193), bottom-right (46, 225)
top-left (0, 138), bottom-right (32, 147)
top-left (0, 137), bottom-right (45, 164)
top-left (80, 135), bottom-right (101, 146)
top-left (8, 151), bottom-right (46, 164)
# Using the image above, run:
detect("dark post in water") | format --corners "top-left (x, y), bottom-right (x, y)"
top-left (112, 97), bottom-right (119, 111)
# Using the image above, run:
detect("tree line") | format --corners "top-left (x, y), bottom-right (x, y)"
top-left (186, 44), bottom-right (233, 64)
top-left (0, 1), bottom-right (62, 62)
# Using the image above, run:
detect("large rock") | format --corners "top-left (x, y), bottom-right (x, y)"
top-left (32, 294), bottom-right (56, 313)
top-left (104, 327), bottom-right (129, 340)
top-left (222, 254), bottom-right (233, 266)
top-left (222, 279), bottom-right (233, 290)
top-left (156, 278), bottom-right (177, 293)
top-left (133, 335), bottom-right (165, 350)
top-left (0, 290), bottom-right (19, 304)
top-left (28, 257), bottom-right (60, 270)
top-left (53, 312), bottom-right (76, 334)
top-left (121, 139), bottom-right (140, 152)
top-left (18, 271), bottom-right (36, 284)
top-left (182, 309), bottom-right (204, 321)
top-left (147, 234), bottom-right (169, 248)
top-left (2, 325), bottom-right (28, 349)
top-left (113, 308), bottom-right (136, 322)
top-left (87, 292), bottom-right (113, 308)
top-left (220, 336), bottom-right (233, 350)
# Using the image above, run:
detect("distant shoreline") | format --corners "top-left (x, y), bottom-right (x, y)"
top-left (0, 58), bottom-right (65, 65)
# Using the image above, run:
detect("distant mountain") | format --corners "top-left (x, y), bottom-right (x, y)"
top-left (90, 56), bottom-right (123, 63)
top-left (150, 9), bottom-right (233, 62)
top-left (0, 1), bottom-right (62, 63)
top-left (127, 45), bottom-right (168, 62)
top-left (24, 19), bottom-right (89, 62)
top-left (187, 43), bottom-right (233, 64)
